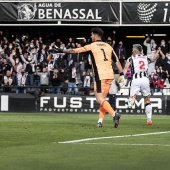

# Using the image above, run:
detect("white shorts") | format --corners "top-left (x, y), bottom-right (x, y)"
top-left (130, 77), bottom-right (151, 97)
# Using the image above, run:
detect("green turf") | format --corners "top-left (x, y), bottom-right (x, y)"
top-left (0, 113), bottom-right (170, 170)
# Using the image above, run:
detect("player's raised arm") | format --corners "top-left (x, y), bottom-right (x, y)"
top-left (55, 43), bottom-right (91, 55)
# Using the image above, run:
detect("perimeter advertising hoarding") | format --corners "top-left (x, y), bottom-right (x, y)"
top-left (122, 2), bottom-right (170, 24)
top-left (0, 2), bottom-right (119, 24)
top-left (0, 93), bottom-right (35, 112)
top-left (39, 94), bottom-right (167, 115)
top-left (0, 94), bottom-right (168, 114)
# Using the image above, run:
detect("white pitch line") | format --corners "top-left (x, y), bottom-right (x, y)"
top-left (80, 143), bottom-right (170, 147)
top-left (58, 131), bottom-right (170, 144)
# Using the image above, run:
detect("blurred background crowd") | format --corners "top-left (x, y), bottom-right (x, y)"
top-left (0, 27), bottom-right (170, 96)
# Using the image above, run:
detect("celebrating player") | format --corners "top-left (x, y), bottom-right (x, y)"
top-left (56, 27), bottom-right (125, 128)
top-left (124, 44), bottom-right (159, 125)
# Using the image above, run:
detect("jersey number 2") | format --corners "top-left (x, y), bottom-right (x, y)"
top-left (139, 61), bottom-right (145, 70)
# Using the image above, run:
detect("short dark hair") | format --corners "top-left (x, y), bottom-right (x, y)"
top-left (91, 27), bottom-right (104, 37)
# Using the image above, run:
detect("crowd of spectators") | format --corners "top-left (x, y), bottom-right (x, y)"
top-left (0, 30), bottom-right (95, 96)
top-left (1, 29), bottom-right (170, 96)
top-left (143, 37), bottom-right (170, 95)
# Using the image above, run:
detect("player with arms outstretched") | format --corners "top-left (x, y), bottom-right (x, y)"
top-left (124, 44), bottom-right (159, 125)
top-left (56, 27), bottom-right (125, 128)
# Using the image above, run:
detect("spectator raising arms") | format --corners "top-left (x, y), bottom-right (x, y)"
top-left (143, 37), bottom-right (157, 55)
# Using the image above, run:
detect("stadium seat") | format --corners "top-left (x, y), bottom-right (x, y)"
top-left (163, 88), bottom-right (168, 95)
top-left (120, 88), bottom-right (129, 95)
top-left (164, 78), bottom-right (169, 85)
top-left (153, 92), bottom-right (162, 95)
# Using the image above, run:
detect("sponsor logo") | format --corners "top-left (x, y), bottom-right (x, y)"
top-left (137, 3), bottom-right (157, 22)
top-left (39, 96), bottom-right (163, 113)
top-left (17, 2), bottom-right (102, 21)
top-left (116, 98), bottom-right (162, 109)
top-left (117, 98), bottom-right (162, 114)
top-left (40, 97), bottom-right (96, 108)
top-left (17, 3), bottom-right (37, 20)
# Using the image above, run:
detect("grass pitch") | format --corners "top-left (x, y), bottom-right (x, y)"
top-left (0, 113), bottom-right (170, 170)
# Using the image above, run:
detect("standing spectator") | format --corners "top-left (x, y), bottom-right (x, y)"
top-left (149, 72), bottom-right (156, 95)
top-left (67, 65), bottom-right (78, 94)
top-left (157, 51), bottom-right (170, 84)
top-left (20, 47), bottom-right (35, 87)
top-left (23, 54), bottom-right (35, 87)
top-left (106, 36), bottom-right (113, 47)
top-left (30, 47), bottom-right (38, 65)
top-left (39, 48), bottom-right (48, 63)
top-left (59, 68), bottom-right (69, 94)
top-left (1, 70), bottom-right (13, 92)
top-left (16, 68), bottom-right (28, 94)
top-left (143, 37), bottom-right (157, 55)
top-left (36, 67), bottom-right (49, 94)
top-left (157, 78), bottom-right (165, 94)
top-left (154, 74), bottom-right (164, 94)
top-left (74, 43), bottom-right (85, 76)
top-left (55, 38), bottom-right (61, 47)
top-left (5, 43), bottom-right (13, 57)
top-left (148, 49), bottom-right (160, 75)
top-left (155, 47), bottom-right (165, 68)
top-left (80, 71), bottom-right (87, 84)
top-left (159, 39), bottom-right (168, 55)
top-left (51, 68), bottom-right (61, 94)
top-left (57, 54), bottom-right (67, 70)
top-left (160, 67), bottom-right (168, 82)
top-left (116, 41), bottom-right (126, 68)
top-left (34, 65), bottom-right (41, 86)
top-left (2, 58), bottom-right (11, 75)
top-left (81, 38), bottom-right (88, 47)
top-left (10, 57), bottom-right (23, 86)
top-left (66, 40), bottom-right (76, 65)
top-left (47, 56), bottom-right (55, 87)
top-left (82, 72), bottom-right (94, 95)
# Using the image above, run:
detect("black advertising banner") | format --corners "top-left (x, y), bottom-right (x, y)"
top-left (38, 94), bottom-right (166, 115)
top-left (122, 2), bottom-right (170, 24)
top-left (0, 93), bottom-right (35, 112)
top-left (0, 93), bottom-right (168, 114)
top-left (0, 2), bottom-right (119, 24)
